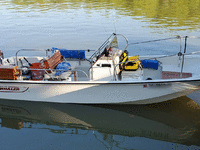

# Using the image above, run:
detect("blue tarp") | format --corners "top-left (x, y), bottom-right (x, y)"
top-left (55, 62), bottom-right (71, 76)
top-left (52, 47), bottom-right (85, 59)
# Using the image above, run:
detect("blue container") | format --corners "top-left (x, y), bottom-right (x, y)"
top-left (141, 60), bottom-right (159, 70)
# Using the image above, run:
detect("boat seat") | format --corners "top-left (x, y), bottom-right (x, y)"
top-left (44, 51), bottom-right (62, 70)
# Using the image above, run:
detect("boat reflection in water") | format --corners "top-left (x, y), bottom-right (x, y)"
top-left (0, 97), bottom-right (200, 149)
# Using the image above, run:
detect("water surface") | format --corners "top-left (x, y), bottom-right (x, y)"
top-left (0, 97), bottom-right (200, 150)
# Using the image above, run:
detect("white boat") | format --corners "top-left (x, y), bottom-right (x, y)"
top-left (0, 33), bottom-right (200, 104)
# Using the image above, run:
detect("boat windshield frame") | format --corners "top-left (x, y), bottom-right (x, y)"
top-left (89, 33), bottom-right (128, 63)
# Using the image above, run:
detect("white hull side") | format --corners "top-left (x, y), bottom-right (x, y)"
top-left (0, 80), bottom-right (199, 104)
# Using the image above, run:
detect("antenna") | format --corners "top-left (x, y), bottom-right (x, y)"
top-left (112, 10), bottom-right (117, 34)
top-left (113, 21), bottom-right (116, 34)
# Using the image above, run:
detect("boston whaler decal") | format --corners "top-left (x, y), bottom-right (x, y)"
top-left (0, 86), bottom-right (29, 93)
top-left (143, 83), bottom-right (171, 88)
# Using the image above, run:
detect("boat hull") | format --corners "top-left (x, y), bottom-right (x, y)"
top-left (0, 80), bottom-right (199, 104)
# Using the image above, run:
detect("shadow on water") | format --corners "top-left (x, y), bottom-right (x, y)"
top-left (0, 96), bottom-right (200, 148)
top-left (93, 97), bottom-right (200, 146)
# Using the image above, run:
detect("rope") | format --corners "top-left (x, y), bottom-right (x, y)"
top-left (140, 53), bottom-right (178, 60)
top-left (188, 36), bottom-right (200, 39)
top-left (183, 50), bottom-right (200, 55)
top-left (128, 36), bottom-right (179, 45)
top-left (136, 51), bottom-right (200, 63)
top-left (138, 50), bottom-right (200, 61)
